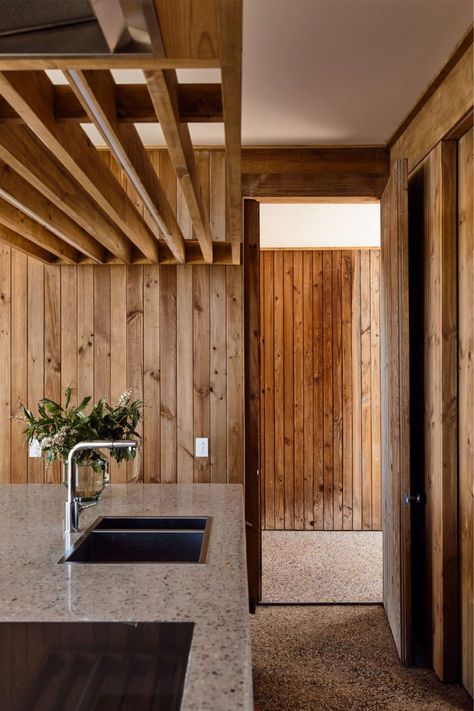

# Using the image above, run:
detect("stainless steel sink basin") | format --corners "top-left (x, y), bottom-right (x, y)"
top-left (60, 516), bottom-right (211, 564)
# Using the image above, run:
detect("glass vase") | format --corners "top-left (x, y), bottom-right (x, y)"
top-left (63, 453), bottom-right (109, 504)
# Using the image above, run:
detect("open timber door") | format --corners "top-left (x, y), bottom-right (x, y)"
top-left (244, 198), bottom-right (262, 612)
top-left (380, 158), bottom-right (412, 664)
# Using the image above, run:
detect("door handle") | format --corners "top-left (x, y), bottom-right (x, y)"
top-left (403, 494), bottom-right (422, 507)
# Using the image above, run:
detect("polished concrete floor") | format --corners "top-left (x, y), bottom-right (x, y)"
top-left (262, 531), bottom-right (383, 603)
top-left (251, 605), bottom-right (472, 711)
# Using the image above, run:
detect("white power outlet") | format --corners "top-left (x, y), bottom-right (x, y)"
top-left (195, 437), bottom-right (208, 458)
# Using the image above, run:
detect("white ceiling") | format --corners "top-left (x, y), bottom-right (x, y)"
top-left (47, 0), bottom-right (473, 147)
top-left (242, 0), bottom-right (473, 145)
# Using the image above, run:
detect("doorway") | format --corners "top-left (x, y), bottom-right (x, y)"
top-left (254, 202), bottom-right (383, 605)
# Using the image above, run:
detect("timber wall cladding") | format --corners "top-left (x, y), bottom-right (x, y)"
top-left (458, 126), bottom-right (473, 698)
top-left (0, 150), bottom-right (244, 485)
top-left (260, 249), bottom-right (381, 531)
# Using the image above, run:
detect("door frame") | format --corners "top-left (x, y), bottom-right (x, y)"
top-left (243, 198), bottom-right (262, 611)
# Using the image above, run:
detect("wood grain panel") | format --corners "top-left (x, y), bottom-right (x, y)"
top-left (210, 266), bottom-right (227, 482)
top-left (176, 265), bottom-right (194, 482)
top-left (322, 251), bottom-right (334, 530)
top-left (77, 266), bottom-right (94, 404)
top-left (283, 252), bottom-right (295, 529)
top-left (193, 266), bottom-right (210, 482)
top-left (313, 252), bottom-right (324, 530)
top-left (10, 250), bottom-right (27, 483)
top-left (273, 251), bottom-right (285, 529)
top-left (126, 266), bottom-right (144, 483)
top-left (159, 266), bottom-right (177, 483)
top-left (27, 258), bottom-right (44, 483)
top-left (143, 265), bottom-right (160, 483)
top-left (381, 159), bottom-right (411, 663)
top-left (225, 266), bottom-right (243, 483)
top-left (93, 267), bottom-right (111, 402)
top-left (0, 246), bottom-right (10, 484)
top-left (260, 249), bottom-right (381, 531)
top-left (341, 252), bottom-right (353, 529)
top-left (332, 251), bottom-right (343, 530)
top-left (303, 252), bottom-right (314, 530)
top-left (109, 265), bottom-right (127, 483)
top-left (351, 251), bottom-right (362, 530)
top-left (44, 265), bottom-right (61, 483)
top-left (458, 126), bottom-right (474, 698)
top-left (360, 250), bottom-right (372, 530)
top-left (408, 143), bottom-right (458, 680)
top-left (293, 252), bottom-right (304, 529)
top-left (262, 251), bottom-right (274, 529)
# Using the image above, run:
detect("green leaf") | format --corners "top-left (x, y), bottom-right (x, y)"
top-left (41, 399), bottom-right (61, 415)
top-left (77, 396), bottom-right (91, 412)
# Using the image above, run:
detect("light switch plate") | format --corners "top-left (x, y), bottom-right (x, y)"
top-left (195, 438), bottom-right (208, 458)
top-left (29, 438), bottom-right (42, 458)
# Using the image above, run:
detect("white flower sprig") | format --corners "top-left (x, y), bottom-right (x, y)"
top-left (116, 389), bottom-right (132, 407)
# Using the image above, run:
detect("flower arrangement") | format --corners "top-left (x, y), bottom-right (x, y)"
top-left (21, 387), bottom-right (142, 465)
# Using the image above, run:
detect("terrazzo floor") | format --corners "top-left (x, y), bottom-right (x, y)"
top-left (262, 531), bottom-right (383, 603)
top-left (251, 605), bottom-right (472, 711)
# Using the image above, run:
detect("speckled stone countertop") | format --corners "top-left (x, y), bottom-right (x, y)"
top-left (0, 484), bottom-right (253, 711)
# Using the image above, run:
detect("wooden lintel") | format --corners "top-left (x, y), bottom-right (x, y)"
top-left (0, 83), bottom-right (223, 125)
top-left (241, 147), bottom-right (390, 199)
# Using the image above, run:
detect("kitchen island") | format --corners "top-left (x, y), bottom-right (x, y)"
top-left (0, 484), bottom-right (253, 710)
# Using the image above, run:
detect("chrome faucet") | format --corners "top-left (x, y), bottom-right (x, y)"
top-left (65, 440), bottom-right (136, 534)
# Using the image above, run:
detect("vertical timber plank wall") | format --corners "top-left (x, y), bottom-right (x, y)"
top-left (260, 249), bottom-right (381, 531)
top-left (458, 126), bottom-right (473, 698)
top-left (390, 37), bottom-right (472, 687)
top-left (0, 150), bottom-right (244, 485)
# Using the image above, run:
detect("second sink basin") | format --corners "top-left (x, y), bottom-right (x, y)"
top-left (60, 516), bottom-right (211, 564)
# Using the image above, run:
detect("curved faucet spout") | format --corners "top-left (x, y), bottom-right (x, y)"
top-left (65, 440), bottom-right (137, 534)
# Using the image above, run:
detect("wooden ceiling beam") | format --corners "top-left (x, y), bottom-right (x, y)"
top-left (0, 160), bottom-right (107, 263)
top-left (216, 0), bottom-right (243, 264)
top-left (153, 0), bottom-right (220, 62)
top-left (0, 125), bottom-right (132, 263)
top-left (241, 147), bottom-right (390, 199)
top-left (65, 69), bottom-right (185, 263)
top-left (0, 84), bottom-right (223, 124)
top-left (0, 197), bottom-right (80, 263)
top-left (145, 69), bottom-right (214, 263)
top-left (0, 70), bottom-right (159, 263)
top-left (0, 224), bottom-right (57, 264)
